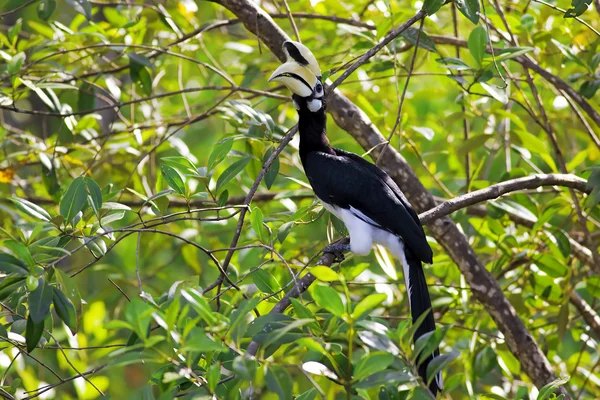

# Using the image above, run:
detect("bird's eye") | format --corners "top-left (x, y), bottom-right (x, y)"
top-left (315, 83), bottom-right (323, 93)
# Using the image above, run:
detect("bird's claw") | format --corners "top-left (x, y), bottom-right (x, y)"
top-left (323, 243), bottom-right (351, 263)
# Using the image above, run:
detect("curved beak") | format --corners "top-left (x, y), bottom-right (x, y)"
top-left (282, 40), bottom-right (321, 79)
top-left (268, 61), bottom-right (317, 97)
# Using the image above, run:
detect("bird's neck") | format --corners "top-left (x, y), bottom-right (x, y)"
top-left (297, 106), bottom-right (333, 163)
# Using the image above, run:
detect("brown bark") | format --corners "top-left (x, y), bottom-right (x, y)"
top-left (210, 0), bottom-right (564, 392)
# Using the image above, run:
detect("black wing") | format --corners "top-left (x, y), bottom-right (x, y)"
top-left (304, 149), bottom-right (432, 264)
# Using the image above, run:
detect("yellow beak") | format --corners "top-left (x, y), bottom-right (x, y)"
top-left (268, 62), bottom-right (317, 98)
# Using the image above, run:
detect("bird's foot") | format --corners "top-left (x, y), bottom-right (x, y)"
top-left (322, 243), bottom-right (351, 263)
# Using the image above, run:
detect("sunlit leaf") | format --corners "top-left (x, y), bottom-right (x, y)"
top-left (455, 0), bottom-right (479, 23)
top-left (312, 285), bottom-right (345, 317)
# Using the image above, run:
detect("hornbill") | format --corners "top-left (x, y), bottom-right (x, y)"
top-left (269, 41), bottom-right (442, 395)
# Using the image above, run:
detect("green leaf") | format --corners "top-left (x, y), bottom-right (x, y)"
top-left (493, 47), bottom-right (534, 63)
top-left (26, 314), bottom-right (44, 352)
top-left (0, 253), bottom-right (29, 276)
top-left (475, 346), bottom-right (497, 377)
top-left (411, 126), bottom-right (434, 141)
top-left (124, 298), bottom-right (153, 339)
top-left (353, 293), bottom-right (387, 319)
top-left (551, 39), bottom-right (587, 68)
top-left (217, 190), bottom-right (229, 206)
top-left (263, 147), bottom-right (280, 189)
top-left (84, 177), bottom-right (102, 216)
top-left (586, 167), bottom-right (600, 210)
top-left (413, 326), bottom-right (448, 365)
top-left (37, 0), bottom-right (57, 20)
top-left (423, 0), bottom-right (445, 15)
top-left (590, 53), bottom-right (600, 71)
top-left (437, 58), bottom-right (471, 72)
top-left (534, 255), bottom-right (568, 278)
top-left (161, 156), bottom-right (199, 177)
top-left (228, 297), bottom-right (261, 339)
top-left (557, 302), bottom-right (569, 339)
top-left (84, 236), bottom-right (106, 257)
top-left (128, 54), bottom-right (153, 96)
top-left (400, 28), bottom-right (437, 53)
top-left (232, 356), bottom-right (258, 381)
top-left (252, 269), bottom-right (280, 294)
top-left (585, 276), bottom-right (600, 296)
top-left (353, 352), bottom-right (394, 381)
top-left (215, 157), bottom-right (251, 194)
top-left (455, 0), bottom-right (479, 24)
top-left (296, 388), bottom-right (318, 400)
top-left (277, 221), bottom-right (295, 243)
top-left (354, 370), bottom-right (412, 389)
top-left (4, 240), bottom-right (35, 269)
top-left (312, 285), bottom-right (345, 317)
top-left (537, 376), bottom-right (570, 400)
top-left (426, 351), bottom-right (458, 385)
top-left (54, 268), bottom-right (82, 318)
top-left (78, 83), bottom-right (95, 112)
top-left (250, 207), bottom-right (265, 242)
top-left (10, 197), bottom-right (51, 222)
top-left (182, 328), bottom-right (225, 353)
top-left (8, 19), bottom-right (21, 44)
top-left (265, 366), bottom-right (293, 400)
top-left (180, 289), bottom-right (218, 326)
top-left (480, 82), bottom-right (508, 104)
top-left (489, 199), bottom-right (537, 223)
top-left (580, 80), bottom-right (600, 99)
top-left (309, 266), bottom-right (340, 282)
top-left (59, 177), bottom-right (88, 225)
top-left (0, 276), bottom-right (26, 301)
top-left (468, 25), bottom-right (488, 66)
top-left (262, 318), bottom-right (315, 349)
top-left (28, 278), bottom-right (53, 324)
top-left (8, 53), bottom-right (25, 77)
top-left (208, 138), bottom-right (233, 171)
top-left (161, 165), bottom-right (186, 196)
top-left (290, 298), bottom-right (321, 333)
top-left (53, 287), bottom-right (77, 334)
top-left (564, 0), bottom-right (591, 17)
top-left (65, 0), bottom-right (92, 20)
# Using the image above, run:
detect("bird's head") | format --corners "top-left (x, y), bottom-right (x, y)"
top-left (268, 40), bottom-right (324, 113)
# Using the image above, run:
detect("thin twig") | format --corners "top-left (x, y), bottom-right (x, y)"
top-left (376, 18), bottom-right (424, 165)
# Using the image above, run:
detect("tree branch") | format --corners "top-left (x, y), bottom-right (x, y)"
top-left (420, 174), bottom-right (589, 224)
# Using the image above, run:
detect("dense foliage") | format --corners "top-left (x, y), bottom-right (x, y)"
top-left (0, 0), bottom-right (599, 399)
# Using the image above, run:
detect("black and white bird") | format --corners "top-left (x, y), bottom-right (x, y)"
top-left (269, 41), bottom-right (442, 395)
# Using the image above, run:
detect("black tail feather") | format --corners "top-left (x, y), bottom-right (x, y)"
top-left (405, 249), bottom-right (441, 396)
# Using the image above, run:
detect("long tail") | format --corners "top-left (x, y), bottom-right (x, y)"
top-left (403, 248), bottom-right (441, 396)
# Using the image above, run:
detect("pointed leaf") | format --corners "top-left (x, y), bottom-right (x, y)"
top-left (215, 157), bottom-right (251, 193)
top-left (10, 198), bottom-right (51, 222)
top-left (426, 351), bottom-right (458, 385)
top-left (312, 285), bottom-right (345, 317)
top-left (26, 315), bottom-right (44, 352)
top-left (353, 352), bottom-right (394, 381)
top-left (455, 0), bottom-right (480, 23)
top-left (353, 293), bottom-right (387, 319)
top-left (161, 165), bottom-right (186, 196)
top-left (28, 279), bottom-right (53, 324)
top-left (53, 287), bottom-right (77, 334)
top-left (59, 177), bottom-right (88, 225)
top-left (208, 138), bottom-right (233, 171)
top-left (468, 25), bottom-right (488, 65)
